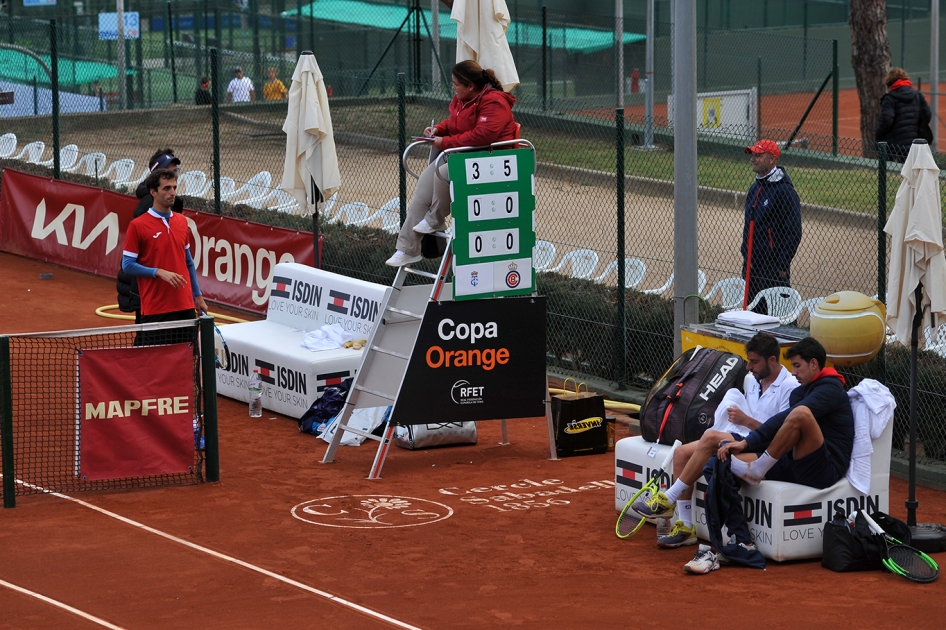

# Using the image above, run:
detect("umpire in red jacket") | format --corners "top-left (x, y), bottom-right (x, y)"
top-left (385, 60), bottom-right (518, 267)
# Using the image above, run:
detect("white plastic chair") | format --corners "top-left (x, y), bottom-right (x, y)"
top-left (228, 171), bottom-right (272, 205)
top-left (266, 189), bottom-right (300, 214)
top-left (0, 133), bottom-right (17, 158)
top-left (376, 198), bottom-right (401, 233)
top-left (641, 270), bottom-right (707, 296)
top-left (208, 177), bottom-right (237, 200)
top-left (593, 258), bottom-right (647, 289)
top-left (13, 141), bottom-right (45, 163)
top-left (176, 170), bottom-right (207, 197)
top-left (796, 297), bottom-right (824, 325)
top-left (534, 240), bottom-right (557, 272)
top-left (334, 202), bottom-right (372, 225)
top-left (704, 277), bottom-right (746, 311)
top-left (101, 158), bottom-right (132, 181)
top-left (547, 249), bottom-right (599, 279)
top-left (64, 152), bottom-right (107, 177)
top-left (116, 166), bottom-right (149, 188)
top-left (38, 144), bottom-right (78, 170)
top-left (747, 286), bottom-right (803, 325)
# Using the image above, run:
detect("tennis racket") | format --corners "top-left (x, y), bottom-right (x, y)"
top-left (861, 511), bottom-right (939, 583)
top-left (213, 322), bottom-right (230, 371)
top-left (615, 439), bottom-right (681, 539)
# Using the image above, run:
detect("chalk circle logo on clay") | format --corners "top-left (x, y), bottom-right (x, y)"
top-left (291, 494), bottom-right (454, 529)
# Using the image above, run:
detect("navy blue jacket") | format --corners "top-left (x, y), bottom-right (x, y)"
top-left (741, 167), bottom-right (802, 289)
top-left (743, 370), bottom-right (854, 483)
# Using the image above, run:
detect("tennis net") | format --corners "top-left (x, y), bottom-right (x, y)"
top-left (0, 318), bottom-right (219, 507)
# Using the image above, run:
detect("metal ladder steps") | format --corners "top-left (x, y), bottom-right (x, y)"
top-left (352, 384), bottom-right (396, 401)
top-left (370, 345), bottom-right (410, 360)
top-left (336, 423), bottom-right (384, 442)
top-left (404, 267), bottom-right (439, 280)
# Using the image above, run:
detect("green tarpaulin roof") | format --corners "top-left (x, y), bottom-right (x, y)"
top-left (282, 0), bottom-right (645, 54)
top-left (0, 49), bottom-right (134, 86)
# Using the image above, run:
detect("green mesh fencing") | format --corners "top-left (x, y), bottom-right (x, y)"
top-left (2, 5), bottom-right (946, 466)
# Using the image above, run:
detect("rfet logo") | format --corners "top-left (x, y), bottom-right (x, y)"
top-left (271, 276), bottom-right (292, 299)
top-left (615, 459), bottom-right (644, 491)
top-left (317, 370), bottom-right (350, 393)
top-left (783, 502), bottom-right (822, 527)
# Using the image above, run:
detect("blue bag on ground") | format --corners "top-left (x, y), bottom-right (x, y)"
top-left (298, 377), bottom-right (352, 435)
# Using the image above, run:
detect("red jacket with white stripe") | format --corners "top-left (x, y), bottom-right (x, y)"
top-left (434, 86), bottom-right (517, 150)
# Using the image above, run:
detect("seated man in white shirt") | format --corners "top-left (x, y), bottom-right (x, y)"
top-left (631, 332), bottom-right (799, 548)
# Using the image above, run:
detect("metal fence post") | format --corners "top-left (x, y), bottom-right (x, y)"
top-left (50, 19), bottom-right (60, 179)
top-left (198, 317), bottom-right (220, 482)
top-left (211, 47), bottom-right (222, 215)
top-left (832, 38), bottom-right (838, 156)
top-left (541, 5), bottom-right (547, 111)
top-left (168, 1), bottom-right (178, 104)
top-left (877, 141), bottom-right (887, 384)
top-left (296, 0), bottom-right (303, 58)
top-left (1, 336), bottom-right (15, 508)
top-left (615, 108), bottom-right (626, 389)
top-left (756, 56), bottom-right (762, 142)
top-left (397, 72), bottom-right (406, 226)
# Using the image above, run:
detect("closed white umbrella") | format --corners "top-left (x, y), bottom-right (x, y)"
top-left (884, 140), bottom-right (946, 345)
top-left (452, 0), bottom-right (520, 92)
top-left (883, 138), bottom-right (946, 532)
top-left (282, 51), bottom-right (341, 214)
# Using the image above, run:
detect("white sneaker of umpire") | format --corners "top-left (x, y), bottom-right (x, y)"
top-left (412, 218), bottom-right (437, 234)
top-left (385, 251), bottom-right (423, 267)
top-left (684, 544), bottom-right (720, 575)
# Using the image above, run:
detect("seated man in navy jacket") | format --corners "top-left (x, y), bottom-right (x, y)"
top-left (718, 336), bottom-right (854, 489)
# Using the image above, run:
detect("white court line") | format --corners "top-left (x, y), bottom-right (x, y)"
top-left (8, 479), bottom-right (421, 630)
top-left (0, 578), bottom-right (126, 629)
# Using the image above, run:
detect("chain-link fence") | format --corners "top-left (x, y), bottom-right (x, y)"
top-left (1, 6), bottom-right (946, 465)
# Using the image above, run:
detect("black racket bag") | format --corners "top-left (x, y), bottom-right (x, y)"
top-left (640, 347), bottom-right (746, 444)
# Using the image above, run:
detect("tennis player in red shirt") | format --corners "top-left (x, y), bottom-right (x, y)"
top-left (122, 168), bottom-right (207, 344)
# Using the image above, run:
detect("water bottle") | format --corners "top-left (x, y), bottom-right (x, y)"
top-left (656, 516), bottom-right (673, 538)
top-left (192, 418), bottom-right (204, 449)
top-left (248, 369), bottom-right (263, 418)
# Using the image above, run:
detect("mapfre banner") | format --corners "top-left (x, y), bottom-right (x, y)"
top-left (0, 169), bottom-right (315, 313)
top-left (79, 345), bottom-right (194, 481)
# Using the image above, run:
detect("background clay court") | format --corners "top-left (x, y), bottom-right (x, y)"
top-left (1, 251), bottom-right (944, 629)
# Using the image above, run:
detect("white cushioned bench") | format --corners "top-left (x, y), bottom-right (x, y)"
top-left (614, 418), bottom-right (893, 561)
top-left (215, 262), bottom-right (390, 418)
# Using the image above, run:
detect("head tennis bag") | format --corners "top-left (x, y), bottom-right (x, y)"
top-left (640, 348), bottom-right (746, 444)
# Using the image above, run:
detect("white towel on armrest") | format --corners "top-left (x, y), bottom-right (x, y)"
top-left (846, 379), bottom-right (896, 493)
top-left (301, 323), bottom-right (353, 351)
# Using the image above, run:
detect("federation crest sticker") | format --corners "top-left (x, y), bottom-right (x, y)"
top-left (505, 261), bottom-right (520, 288)
top-left (470, 271), bottom-right (479, 287)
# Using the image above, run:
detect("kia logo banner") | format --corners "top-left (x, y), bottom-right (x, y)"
top-left (0, 169), bottom-right (314, 314)
top-left (392, 296), bottom-right (547, 424)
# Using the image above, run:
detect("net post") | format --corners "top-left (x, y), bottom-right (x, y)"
top-left (199, 317), bottom-right (220, 482)
top-left (0, 336), bottom-right (15, 507)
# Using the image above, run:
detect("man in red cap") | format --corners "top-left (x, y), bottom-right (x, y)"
top-left (741, 139), bottom-right (801, 314)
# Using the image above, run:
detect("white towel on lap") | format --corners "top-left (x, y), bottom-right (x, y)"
top-left (846, 379), bottom-right (895, 493)
top-left (301, 323), bottom-right (353, 351)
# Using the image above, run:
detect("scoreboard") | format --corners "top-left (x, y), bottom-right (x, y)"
top-left (448, 148), bottom-right (536, 301)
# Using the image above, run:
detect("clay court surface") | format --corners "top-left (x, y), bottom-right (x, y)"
top-left (1, 251), bottom-right (945, 629)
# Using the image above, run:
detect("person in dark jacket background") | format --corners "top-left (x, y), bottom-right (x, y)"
top-left (876, 67), bottom-right (933, 162)
top-left (741, 139), bottom-right (802, 313)
top-left (116, 149), bottom-right (183, 322)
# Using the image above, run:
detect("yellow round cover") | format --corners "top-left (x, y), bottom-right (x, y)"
top-left (810, 291), bottom-right (886, 366)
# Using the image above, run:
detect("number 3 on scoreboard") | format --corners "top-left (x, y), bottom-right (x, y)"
top-left (464, 155), bottom-right (518, 184)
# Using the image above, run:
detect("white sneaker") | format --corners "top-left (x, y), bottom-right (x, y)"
top-left (385, 251), bottom-right (422, 267)
top-left (683, 544), bottom-right (720, 575)
top-left (412, 218), bottom-right (437, 234)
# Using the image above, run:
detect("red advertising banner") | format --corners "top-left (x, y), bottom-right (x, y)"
top-left (79, 344), bottom-right (194, 480)
top-left (0, 169), bottom-right (315, 314)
